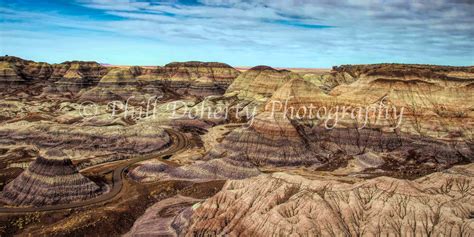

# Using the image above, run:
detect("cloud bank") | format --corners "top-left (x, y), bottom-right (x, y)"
top-left (0, 0), bottom-right (472, 67)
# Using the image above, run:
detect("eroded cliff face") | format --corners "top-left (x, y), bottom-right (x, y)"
top-left (0, 56), bottom-right (243, 101)
top-left (78, 66), bottom-right (160, 102)
top-left (137, 164), bottom-right (472, 237)
top-left (77, 62), bottom-right (240, 102)
top-left (322, 64), bottom-right (474, 140)
top-left (191, 164), bottom-right (474, 236)
top-left (48, 61), bottom-right (109, 95)
top-left (321, 63), bottom-right (474, 91)
top-left (165, 62), bottom-right (240, 87)
top-left (329, 64), bottom-right (473, 103)
top-left (1, 149), bottom-right (105, 207)
top-left (226, 66), bottom-right (300, 101)
top-left (0, 56), bottom-right (111, 98)
top-left (0, 56), bottom-right (53, 85)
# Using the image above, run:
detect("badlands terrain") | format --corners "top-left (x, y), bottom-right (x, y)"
top-left (0, 55), bottom-right (472, 236)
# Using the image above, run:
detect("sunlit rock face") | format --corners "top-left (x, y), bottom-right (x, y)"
top-left (1, 149), bottom-right (106, 207)
top-left (135, 66), bottom-right (169, 82)
top-left (185, 164), bottom-right (473, 236)
top-left (266, 77), bottom-right (331, 115)
top-left (329, 64), bottom-right (474, 105)
top-left (164, 61), bottom-right (240, 96)
top-left (204, 78), bottom-right (329, 167)
top-left (0, 56), bottom-right (108, 96)
top-left (226, 66), bottom-right (300, 101)
top-left (187, 77), bottom-right (225, 97)
top-left (321, 64), bottom-right (474, 91)
top-left (207, 111), bottom-right (322, 167)
top-left (0, 56), bottom-right (53, 86)
top-left (323, 64), bottom-right (474, 138)
top-left (0, 61), bottom-right (24, 84)
top-left (220, 66), bottom-right (303, 116)
top-left (52, 61), bottom-right (109, 94)
top-left (79, 66), bottom-right (163, 102)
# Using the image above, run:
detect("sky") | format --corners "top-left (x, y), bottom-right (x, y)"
top-left (0, 0), bottom-right (473, 67)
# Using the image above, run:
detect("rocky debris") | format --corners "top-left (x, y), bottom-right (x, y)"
top-left (304, 124), bottom-right (471, 177)
top-left (184, 164), bottom-right (473, 236)
top-left (125, 195), bottom-right (200, 237)
top-left (1, 149), bottom-right (106, 207)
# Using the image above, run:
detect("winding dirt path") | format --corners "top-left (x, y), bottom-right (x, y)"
top-left (0, 128), bottom-right (189, 214)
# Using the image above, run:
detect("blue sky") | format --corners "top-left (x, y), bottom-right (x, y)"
top-left (0, 0), bottom-right (473, 67)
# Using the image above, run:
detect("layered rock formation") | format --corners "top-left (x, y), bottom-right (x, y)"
top-left (265, 77), bottom-right (330, 116)
top-left (324, 64), bottom-right (474, 139)
top-left (226, 66), bottom-right (300, 102)
top-left (0, 56), bottom-right (53, 86)
top-left (0, 61), bottom-right (24, 84)
top-left (52, 61), bottom-right (109, 94)
top-left (183, 164), bottom-right (473, 236)
top-left (206, 111), bottom-right (321, 167)
top-left (321, 63), bottom-right (474, 91)
top-left (0, 56), bottom-right (109, 97)
top-left (1, 149), bottom-right (105, 206)
top-left (187, 77), bottom-right (224, 97)
top-left (165, 61), bottom-right (239, 93)
top-left (203, 78), bottom-right (329, 167)
top-left (129, 157), bottom-right (260, 182)
top-left (78, 66), bottom-right (156, 102)
top-left (1, 56), bottom-right (242, 100)
top-left (0, 56), bottom-right (53, 81)
top-left (78, 62), bottom-right (240, 101)
top-left (330, 64), bottom-right (473, 105)
top-left (0, 107), bottom-right (171, 163)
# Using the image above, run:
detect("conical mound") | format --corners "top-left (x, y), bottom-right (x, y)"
top-left (209, 111), bottom-right (321, 166)
top-left (1, 149), bottom-right (105, 207)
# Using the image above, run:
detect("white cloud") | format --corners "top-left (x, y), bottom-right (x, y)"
top-left (1, 0), bottom-right (473, 66)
